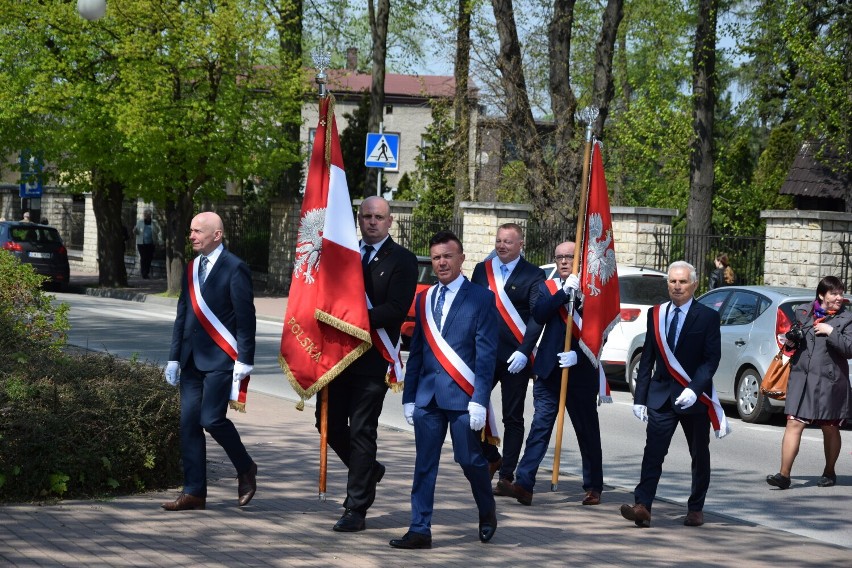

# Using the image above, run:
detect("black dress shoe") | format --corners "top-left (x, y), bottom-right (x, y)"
top-left (766, 472), bottom-right (791, 489)
top-left (478, 508), bottom-right (497, 543)
top-left (684, 511), bottom-right (704, 526)
top-left (161, 493), bottom-right (206, 511)
top-left (817, 474), bottom-right (836, 487)
top-left (237, 462), bottom-right (257, 506)
top-left (389, 531), bottom-right (432, 549)
top-left (333, 509), bottom-right (366, 532)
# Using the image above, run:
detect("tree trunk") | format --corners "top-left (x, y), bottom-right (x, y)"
top-left (91, 169), bottom-right (128, 288)
top-left (365, 0), bottom-right (390, 196)
top-left (491, 0), bottom-right (551, 210)
top-left (164, 190), bottom-right (195, 296)
top-left (548, 0), bottom-right (578, 216)
top-left (453, 0), bottom-right (472, 207)
top-left (686, 0), bottom-right (718, 278)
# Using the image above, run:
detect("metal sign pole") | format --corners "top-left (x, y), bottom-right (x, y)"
top-left (376, 122), bottom-right (383, 196)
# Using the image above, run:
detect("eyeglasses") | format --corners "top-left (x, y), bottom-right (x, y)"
top-left (555, 255), bottom-right (574, 262)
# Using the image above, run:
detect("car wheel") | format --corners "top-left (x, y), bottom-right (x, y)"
top-left (736, 367), bottom-right (772, 423)
top-left (626, 350), bottom-right (642, 396)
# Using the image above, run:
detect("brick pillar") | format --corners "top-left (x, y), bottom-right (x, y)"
top-left (761, 209), bottom-right (852, 288)
top-left (458, 201), bottom-right (533, 276)
top-left (610, 206), bottom-right (679, 269)
top-left (81, 193), bottom-right (99, 272)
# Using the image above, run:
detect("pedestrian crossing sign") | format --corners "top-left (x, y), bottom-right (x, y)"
top-left (365, 132), bottom-right (399, 169)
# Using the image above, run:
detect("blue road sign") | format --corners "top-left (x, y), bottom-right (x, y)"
top-left (365, 132), bottom-right (399, 169)
top-left (19, 150), bottom-right (44, 198)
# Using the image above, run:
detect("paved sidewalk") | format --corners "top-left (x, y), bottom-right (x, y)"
top-left (2, 271), bottom-right (849, 566)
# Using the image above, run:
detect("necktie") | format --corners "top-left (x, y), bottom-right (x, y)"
top-left (667, 307), bottom-right (680, 350)
top-left (500, 264), bottom-right (509, 282)
top-left (362, 245), bottom-right (374, 277)
top-left (199, 256), bottom-right (208, 284)
top-left (433, 285), bottom-right (447, 331)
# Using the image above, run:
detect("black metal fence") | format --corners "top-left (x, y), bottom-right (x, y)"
top-left (395, 216), bottom-right (464, 257)
top-left (222, 204), bottom-right (271, 273)
top-left (653, 229), bottom-right (766, 292)
top-left (522, 219), bottom-right (577, 267)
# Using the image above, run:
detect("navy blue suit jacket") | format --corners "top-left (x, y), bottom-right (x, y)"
top-left (471, 257), bottom-right (545, 362)
top-left (532, 280), bottom-right (597, 388)
top-left (402, 278), bottom-right (499, 411)
top-left (169, 249), bottom-right (256, 371)
top-left (634, 301), bottom-right (721, 413)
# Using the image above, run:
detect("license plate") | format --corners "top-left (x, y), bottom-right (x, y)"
top-left (29, 252), bottom-right (51, 259)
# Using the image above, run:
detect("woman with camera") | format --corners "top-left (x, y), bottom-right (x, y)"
top-left (766, 276), bottom-right (852, 490)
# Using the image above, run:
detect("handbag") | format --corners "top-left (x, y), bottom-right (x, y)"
top-left (760, 349), bottom-right (790, 400)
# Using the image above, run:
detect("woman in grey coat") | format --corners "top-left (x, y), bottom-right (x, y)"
top-left (766, 276), bottom-right (852, 490)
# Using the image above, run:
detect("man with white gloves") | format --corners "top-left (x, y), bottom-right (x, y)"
top-left (471, 223), bottom-right (545, 495)
top-left (391, 231), bottom-right (500, 549)
top-left (510, 241), bottom-right (606, 507)
top-left (162, 211), bottom-right (257, 512)
top-left (621, 261), bottom-right (721, 529)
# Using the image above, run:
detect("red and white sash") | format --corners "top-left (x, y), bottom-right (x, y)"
top-left (419, 286), bottom-right (500, 444)
top-left (544, 280), bottom-right (612, 403)
top-left (366, 294), bottom-right (404, 391)
top-left (652, 303), bottom-right (731, 438)
top-left (484, 258), bottom-right (526, 344)
top-left (187, 257), bottom-right (250, 412)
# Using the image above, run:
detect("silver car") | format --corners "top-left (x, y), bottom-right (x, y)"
top-left (625, 285), bottom-right (815, 423)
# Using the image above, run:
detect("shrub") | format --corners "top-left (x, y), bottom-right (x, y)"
top-left (0, 250), bottom-right (181, 501)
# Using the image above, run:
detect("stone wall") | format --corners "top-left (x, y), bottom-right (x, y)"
top-left (610, 206), bottom-right (679, 269)
top-left (761, 209), bottom-right (852, 288)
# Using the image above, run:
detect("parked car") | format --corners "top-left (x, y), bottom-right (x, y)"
top-left (0, 221), bottom-right (70, 290)
top-left (625, 285), bottom-right (817, 423)
top-left (539, 263), bottom-right (669, 379)
top-left (400, 255), bottom-right (437, 349)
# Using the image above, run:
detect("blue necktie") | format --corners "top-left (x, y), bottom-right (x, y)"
top-left (667, 307), bottom-right (680, 350)
top-left (500, 264), bottom-right (509, 281)
top-left (198, 256), bottom-right (208, 284)
top-left (433, 285), bottom-right (447, 331)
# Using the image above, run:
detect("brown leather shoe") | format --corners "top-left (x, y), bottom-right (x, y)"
top-left (493, 477), bottom-right (514, 497)
top-left (237, 462), bottom-right (257, 506)
top-left (510, 482), bottom-right (533, 506)
top-left (620, 503), bottom-right (651, 527)
top-left (684, 511), bottom-right (704, 527)
top-left (488, 457), bottom-right (503, 481)
top-left (582, 490), bottom-right (601, 506)
top-left (161, 493), bottom-right (206, 511)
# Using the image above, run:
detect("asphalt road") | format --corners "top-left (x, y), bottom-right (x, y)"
top-left (56, 292), bottom-right (852, 549)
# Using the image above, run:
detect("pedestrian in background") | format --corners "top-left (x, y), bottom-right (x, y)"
top-left (707, 253), bottom-right (735, 290)
top-left (134, 209), bottom-right (162, 279)
top-left (766, 275), bottom-right (852, 490)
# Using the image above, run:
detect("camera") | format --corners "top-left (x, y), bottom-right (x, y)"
top-left (785, 322), bottom-right (805, 346)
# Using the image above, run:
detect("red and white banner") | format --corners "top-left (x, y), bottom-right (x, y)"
top-left (652, 304), bottom-right (731, 438)
top-left (279, 95), bottom-right (372, 408)
top-left (579, 142), bottom-right (620, 369)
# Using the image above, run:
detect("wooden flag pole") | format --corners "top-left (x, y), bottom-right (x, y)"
top-left (313, 50), bottom-right (331, 502)
top-left (551, 109), bottom-right (597, 491)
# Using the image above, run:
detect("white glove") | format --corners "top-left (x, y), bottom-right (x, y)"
top-left (233, 361), bottom-right (253, 383)
top-left (468, 401), bottom-right (487, 431)
top-left (506, 351), bottom-right (529, 374)
top-left (165, 361), bottom-right (180, 386)
top-left (675, 388), bottom-right (697, 409)
top-left (632, 404), bottom-right (648, 422)
top-left (558, 351), bottom-right (577, 368)
top-left (404, 402), bottom-right (415, 426)
top-left (562, 274), bottom-right (580, 294)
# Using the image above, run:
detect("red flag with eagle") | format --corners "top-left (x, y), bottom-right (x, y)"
top-left (579, 141), bottom-right (620, 370)
top-left (279, 95), bottom-right (372, 409)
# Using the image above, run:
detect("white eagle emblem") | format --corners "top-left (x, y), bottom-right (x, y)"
top-left (585, 213), bottom-right (617, 296)
top-left (294, 207), bottom-right (325, 284)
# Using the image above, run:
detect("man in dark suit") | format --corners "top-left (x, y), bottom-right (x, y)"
top-left (321, 196), bottom-right (418, 533)
top-left (162, 211), bottom-right (257, 511)
top-left (389, 231), bottom-right (499, 549)
top-left (471, 222), bottom-right (544, 494)
top-left (620, 261), bottom-right (721, 528)
top-left (511, 241), bottom-right (604, 506)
